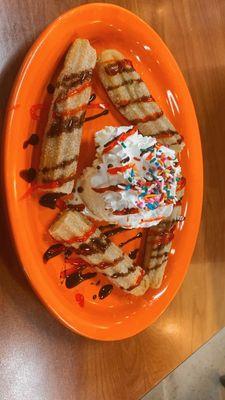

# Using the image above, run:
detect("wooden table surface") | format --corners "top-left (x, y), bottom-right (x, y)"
top-left (0, 1), bottom-right (225, 399)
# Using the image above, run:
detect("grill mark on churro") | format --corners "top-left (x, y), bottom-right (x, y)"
top-left (98, 260), bottom-right (143, 290)
top-left (55, 82), bottom-right (91, 106)
top-left (103, 126), bottom-right (135, 149)
top-left (131, 110), bottom-right (163, 124)
top-left (144, 128), bottom-right (183, 144)
top-left (105, 59), bottom-right (134, 76)
top-left (40, 156), bottom-right (77, 174)
top-left (106, 78), bottom-right (143, 91)
top-left (149, 261), bottom-right (167, 271)
top-left (117, 95), bottom-right (154, 109)
top-left (150, 252), bottom-right (169, 261)
top-left (47, 112), bottom-right (85, 137)
top-left (152, 240), bottom-right (172, 252)
top-left (126, 271), bottom-right (145, 291)
top-left (146, 129), bottom-right (184, 146)
top-left (111, 266), bottom-right (136, 279)
top-left (108, 66), bottom-right (134, 74)
top-left (154, 129), bottom-right (179, 137)
top-left (56, 69), bottom-right (93, 89)
top-left (95, 256), bottom-right (124, 271)
top-left (54, 102), bottom-right (87, 117)
top-left (41, 173), bottom-right (76, 185)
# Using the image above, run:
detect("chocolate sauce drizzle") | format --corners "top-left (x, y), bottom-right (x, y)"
top-left (98, 284), bottom-right (113, 299)
top-left (119, 232), bottom-right (142, 247)
top-left (66, 271), bottom-right (97, 289)
top-left (47, 83), bottom-right (55, 94)
top-left (57, 69), bottom-right (93, 90)
top-left (129, 248), bottom-right (139, 260)
top-left (39, 192), bottom-right (64, 209)
top-left (23, 134), bottom-right (39, 149)
top-left (39, 191), bottom-right (85, 210)
top-left (20, 168), bottom-right (36, 183)
top-left (88, 93), bottom-right (96, 104)
top-left (84, 109), bottom-right (109, 122)
top-left (43, 243), bottom-right (65, 263)
top-left (104, 227), bottom-right (126, 238)
top-left (75, 235), bottom-right (110, 256)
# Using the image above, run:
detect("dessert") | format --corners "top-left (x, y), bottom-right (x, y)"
top-left (75, 125), bottom-right (182, 229)
top-left (98, 49), bottom-right (184, 153)
top-left (49, 210), bottom-right (150, 296)
top-left (24, 40), bottom-right (186, 297)
top-left (37, 39), bottom-right (97, 194)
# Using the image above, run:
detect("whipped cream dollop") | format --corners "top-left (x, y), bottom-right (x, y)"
top-left (76, 126), bottom-right (182, 228)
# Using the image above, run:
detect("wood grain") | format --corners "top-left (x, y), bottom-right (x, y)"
top-left (0, 1), bottom-right (225, 399)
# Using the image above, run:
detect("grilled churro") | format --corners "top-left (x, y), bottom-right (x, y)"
top-left (98, 49), bottom-right (184, 153)
top-left (37, 39), bottom-right (97, 193)
top-left (97, 49), bottom-right (186, 288)
top-left (49, 210), bottom-right (150, 296)
top-left (143, 183), bottom-right (185, 288)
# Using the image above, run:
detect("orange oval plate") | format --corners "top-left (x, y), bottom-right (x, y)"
top-left (3, 4), bottom-right (203, 340)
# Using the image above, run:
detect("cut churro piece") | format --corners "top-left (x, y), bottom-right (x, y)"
top-left (98, 49), bottom-right (184, 153)
top-left (144, 186), bottom-right (185, 289)
top-left (49, 210), bottom-right (150, 296)
top-left (37, 39), bottom-right (97, 193)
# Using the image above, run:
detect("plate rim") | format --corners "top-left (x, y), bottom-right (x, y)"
top-left (2, 3), bottom-right (203, 340)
